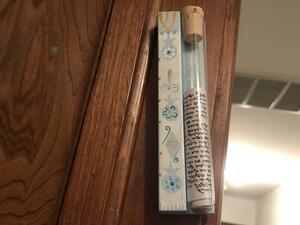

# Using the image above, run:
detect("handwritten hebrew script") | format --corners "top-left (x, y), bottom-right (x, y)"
top-left (183, 88), bottom-right (213, 202)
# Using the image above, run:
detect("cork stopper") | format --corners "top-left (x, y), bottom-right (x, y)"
top-left (182, 6), bottom-right (204, 43)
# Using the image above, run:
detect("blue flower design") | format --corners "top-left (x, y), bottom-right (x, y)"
top-left (162, 174), bottom-right (181, 193)
top-left (161, 164), bottom-right (181, 193)
top-left (162, 45), bottom-right (176, 60)
top-left (162, 105), bottom-right (178, 121)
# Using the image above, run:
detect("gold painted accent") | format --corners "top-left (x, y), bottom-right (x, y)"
top-left (159, 12), bottom-right (177, 32)
top-left (167, 69), bottom-right (172, 84)
top-left (166, 139), bottom-right (177, 149)
top-left (165, 13), bottom-right (169, 24)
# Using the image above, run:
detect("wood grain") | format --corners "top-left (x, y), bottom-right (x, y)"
top-left (58, 0), bottom-right (159, 224)
top-left (100, 1), bottom-right (160, 225)
top-left (0, 0), bottom-right (113, 224)
top-left (207, 1), bottom-right (241, 224)
top-left (120, 0), bottom-right (240, 225)
top-left (59, 0), bottom-right (240, 224)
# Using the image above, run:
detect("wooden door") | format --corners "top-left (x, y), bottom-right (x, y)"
top-left (0, 0), bottom-right (240, 224)
top-left (0, 0), bottom-right (113, 224)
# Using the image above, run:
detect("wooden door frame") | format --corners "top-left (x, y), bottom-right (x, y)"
top-left (58, 0), bottom-right (241, 224)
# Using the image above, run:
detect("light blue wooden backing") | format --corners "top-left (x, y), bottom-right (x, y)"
top-left (158, 11), bottom-right (187, 212)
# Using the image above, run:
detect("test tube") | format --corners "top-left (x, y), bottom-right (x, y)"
top-left (181, 6), bottom-right (215, 214)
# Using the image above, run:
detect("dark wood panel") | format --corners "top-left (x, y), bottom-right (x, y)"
top-left (58, 0), bottom-right (159, 225)
top-left (0, 0), bottom-right (112, 224)
top-left (207, 1), bottom-right (240, 224)
top-left (121, 0), bottom-right (240, 225)
top-left (100, 1), bottom-right (160, 225)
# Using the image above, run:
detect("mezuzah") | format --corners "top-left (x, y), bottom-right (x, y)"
top-left (158, 11), bottom-right (187, 212)
top-left (181, 6), bottom-right (215, 214)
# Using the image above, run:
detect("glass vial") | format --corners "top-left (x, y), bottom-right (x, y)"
top-left (181, 6), bottom-right (215, 214)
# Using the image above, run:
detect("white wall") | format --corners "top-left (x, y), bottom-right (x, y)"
top-left (222, 195), bottom-right (256, 225)
top-left (229, 105), bottom-right (300, 162)
top-left (256, 181), bottom-right (300, 225)
top-left (256, 187), bottom-right (281, 225)
top-left (222, 182), bottom-right (300, 225)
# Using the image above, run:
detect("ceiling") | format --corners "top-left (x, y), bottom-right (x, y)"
top-left (236, 0), bottom-right (300, 82)
top-left (225, 0), bottom-right (300, 199)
